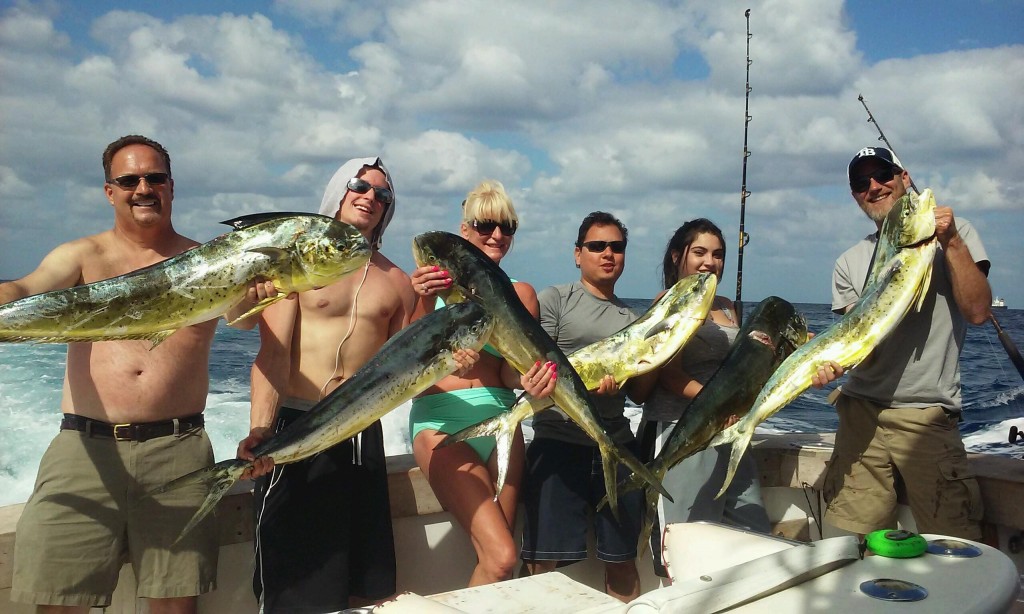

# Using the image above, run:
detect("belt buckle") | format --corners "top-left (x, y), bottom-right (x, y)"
top-left (113, 423), bottom-right (134, 441)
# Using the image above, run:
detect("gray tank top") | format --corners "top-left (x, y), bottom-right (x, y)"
top-left (643, 316), bottom-right (738, 423)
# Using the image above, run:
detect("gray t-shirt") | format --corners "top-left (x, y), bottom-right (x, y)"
top-left (832, 218), bottom-right (988, 411)
top-left (531, 281), bottom-right (638, 446)
top-left (643, 317), bottom-right (739, 423)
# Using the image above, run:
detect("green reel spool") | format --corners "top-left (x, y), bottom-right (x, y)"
top-left (865, 529), bottom-right (927, 558)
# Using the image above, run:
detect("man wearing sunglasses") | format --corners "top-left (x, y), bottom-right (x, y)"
top-left (5, 135), bottom-right (237, 612)
top-left (237, 157), bottom-right (414, 613)
top-left (521, 211), bottom-right (649, 603)
top-left (814, 146), bottom-right (991, 542)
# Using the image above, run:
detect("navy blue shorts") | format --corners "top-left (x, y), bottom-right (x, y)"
top-left (520, 437), bottom-right (643, 563)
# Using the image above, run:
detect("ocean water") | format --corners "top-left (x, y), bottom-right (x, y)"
top-left (1, 303), bottom-right (1021, 507)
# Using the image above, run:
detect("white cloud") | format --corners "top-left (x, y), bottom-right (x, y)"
top-left (0, 1), bottom-right (1021, 305)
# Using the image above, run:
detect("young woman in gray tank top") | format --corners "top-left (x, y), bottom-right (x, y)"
top-left (638, 218), bottom-right (770, 576)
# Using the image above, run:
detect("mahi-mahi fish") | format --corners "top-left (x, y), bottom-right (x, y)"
top-left (709, 189), bottom-right (938, 498)
top-left (412, 231), bottom-right (671, 516)
top-left (613, 296), bottom-right (808, 553)
top-left (0, 213), bottom-right (369, 345)
top-left (441, 272), bottom-right (718, 498)
top-left (152, 301), bottom-right (495, 540)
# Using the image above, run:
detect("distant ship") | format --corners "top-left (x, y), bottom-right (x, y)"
top-left (992, 296), bottom-right (1007, 309)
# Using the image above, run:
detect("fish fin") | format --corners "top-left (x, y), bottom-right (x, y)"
top-left (715, 429), bottom-right (754, 500)
top-left (708, 422), bottom-right (740, 448)
top-left (147, 458), bottom-right (248, 544)
top-left (247, 246), bottom-right (293, 263)
top-left (643, 319), bottom-right (672, 339)
top-left (226, 293), bottom-right (287, 325)
top-left (221, 212), bottom-right (309, 229)
top-left (146, 330), bottom-right (178, 350)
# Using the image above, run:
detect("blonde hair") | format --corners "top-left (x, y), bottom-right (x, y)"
top-left (461, 180), bottom-right (518, 224)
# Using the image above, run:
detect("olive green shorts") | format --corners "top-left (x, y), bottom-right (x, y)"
top-left (823, 395), bottom-right (983, 540)
top-left (11, 428), bottom-right (219, 607)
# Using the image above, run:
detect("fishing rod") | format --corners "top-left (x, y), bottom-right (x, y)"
top-left (858, 94), bottom-right (1024, 383)
top-left (735, 8), bottom-right (753, 324)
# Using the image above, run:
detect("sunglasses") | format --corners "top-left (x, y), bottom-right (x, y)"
top-left (347, 177), bottom-right (394, 205)
top-left (107, 173), bottom-right (170, 189)
top-left (579, 240), bottom-right (626, 254)
top-left (471, 219), bottom-right (518, 236)
top-left (850, 166), bottom-right (898, 192)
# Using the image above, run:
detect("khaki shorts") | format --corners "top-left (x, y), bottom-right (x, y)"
top-left (12, 427), bottom-right (219, 607)
top-left (823, 395), bottom-right (983, 540)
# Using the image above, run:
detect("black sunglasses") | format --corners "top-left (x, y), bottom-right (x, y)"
top-left (579, 240), bottom-right (626, 254)
top-left (107, 173), bottom-right (170, 189)
top-left (347, 177), bottom-right (394, 205)
top-left (471, 219), bottom-right (518, 236)
top-left (850, 165), bottom-right (898, 192)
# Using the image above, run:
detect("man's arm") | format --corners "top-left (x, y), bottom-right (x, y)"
top-left (0, 242), bottom-right (84, 305)
top-left (937, 208), bottom-right (991, 325)
top-left (237, 298), bottom-right (298, 478)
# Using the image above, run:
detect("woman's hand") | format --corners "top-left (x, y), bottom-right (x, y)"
top-left (410, 265), bottom-right (452, 299)
top-left (451, 348), bottom-right (480, 377)
top-left (521, 360), bottom-right (557, 399)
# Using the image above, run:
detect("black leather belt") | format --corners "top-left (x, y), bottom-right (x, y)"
top-left (60, 413), bottom-right (205, 442)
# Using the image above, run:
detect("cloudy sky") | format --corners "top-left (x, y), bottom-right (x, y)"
top-left (1, 0), bottom-right (1022, 313)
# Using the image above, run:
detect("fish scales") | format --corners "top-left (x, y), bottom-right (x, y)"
top-left (0, 213), bottom-right (369, 344)
top-left (151, 301), bottom-right (496, 541)
top-left (412, 231), bottom-right (671, 517)
top-left (709, 190), bottom-right (939, 497)
top-left (441, 272), bottom-right (718, 497)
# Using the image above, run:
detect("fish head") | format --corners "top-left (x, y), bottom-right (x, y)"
top-left (442, 302), bottom-right (496, 352)
top-left (670, 272), bottom-right (718, 308)
top-left (413, 231), bottom-right (510, 303)
top-left (745, 296), bottom-right (809, 354)
top-left (292, 218), bottom-right (371, 288)
top-left (880, 188), bottom-right (937, 249)
top-left (641, 272), bottom-right (718, 343)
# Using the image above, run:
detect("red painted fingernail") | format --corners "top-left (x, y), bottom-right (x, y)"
top-left (432, 266), bottom-right (439, 271)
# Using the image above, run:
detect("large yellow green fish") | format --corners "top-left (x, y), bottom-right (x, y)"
top-left (413, 231), bottom-right (671, 517)
top-left (0, 213), bottom-right (369, 345)
top-left (152, 301), bottom-right (495, 541)
top-left (441, 272), bottom-right (718, 497)
top-left (709, 189), bottom-right (938, 498)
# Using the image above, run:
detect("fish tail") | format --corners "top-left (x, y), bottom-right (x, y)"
top-left (597, 444), bottom-right (672, 522)
top-left (637, 485), bottom-right (661, 558)
top-left (490, 416), bottom-right (518, 499)
top-left (148, 458), bottom-right (248, 544)
top-left (439, 401), bottom-right (532, 499)
top-left (599, 452), bottom-right (621, 521)
top-left (613, 445), bottom-right (673, 502)
top-left (715, 428), bottom-right (754, 500)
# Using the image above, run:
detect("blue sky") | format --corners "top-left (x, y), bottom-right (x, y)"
top-left (1, 0), bottom-right (1022, 314)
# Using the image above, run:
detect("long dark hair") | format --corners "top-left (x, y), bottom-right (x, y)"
top-left (660, 218), bottom-right (726, 289)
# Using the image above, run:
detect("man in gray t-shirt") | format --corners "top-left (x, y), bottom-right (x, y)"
top-left (520, 212), bottom-right (646, 604)
top-left (818, 147), bottom-right (992, 540)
